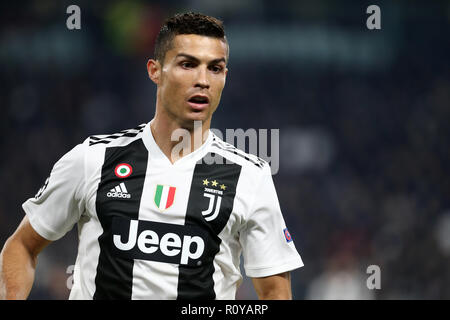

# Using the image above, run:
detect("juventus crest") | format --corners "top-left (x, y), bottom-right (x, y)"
top-left (202, 193), bottom-right (222, 221)
top-left (201, 178), bottom-right (226, 222)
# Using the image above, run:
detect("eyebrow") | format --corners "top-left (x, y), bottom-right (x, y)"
top-left (175, 53), bottom-right (226, 65)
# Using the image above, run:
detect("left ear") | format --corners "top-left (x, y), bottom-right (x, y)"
top-left (147, 59), bottom-right (161, 85)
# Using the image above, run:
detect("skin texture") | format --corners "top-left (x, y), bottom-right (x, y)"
top-left (0, 33), bottom-right (293, 300)
top-left (0, 216), bottom-right (51, 299)
top-left (252, 272), bottom-right (292, 300)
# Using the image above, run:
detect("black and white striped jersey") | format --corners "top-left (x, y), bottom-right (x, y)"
top-left (22, 122), bottom-right (303, 300)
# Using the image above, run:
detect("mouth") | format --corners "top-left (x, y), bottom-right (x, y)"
top-left (187, 95), bottom-right (210, 111)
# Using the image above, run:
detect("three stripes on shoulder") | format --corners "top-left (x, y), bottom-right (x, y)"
top-left (89, 124), bottom-right (146, 146)
top-left (211, 136), bottom-right (266, 169)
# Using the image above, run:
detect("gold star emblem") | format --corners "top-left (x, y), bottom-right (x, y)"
top-left (211, 180), bottom-right (218, 187)
top-left (220, 184), bottom-right (226, 190)
top-left (203, 179), bottom-right (209, 186)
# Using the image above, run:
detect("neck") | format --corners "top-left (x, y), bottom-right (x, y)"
top-left (150, 109), bottom-right (211, 164)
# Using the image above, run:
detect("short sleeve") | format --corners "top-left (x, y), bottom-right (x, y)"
top-left (240, 164), bottom-right (304, 278)
top-left (22, 141), bottom-right (87, 241)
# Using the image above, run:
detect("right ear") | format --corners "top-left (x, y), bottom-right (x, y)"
top-left (147, 59), bottom-right (161, 85)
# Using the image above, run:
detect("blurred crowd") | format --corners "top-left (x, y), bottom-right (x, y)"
top-left (0, 0), bottom-right (449, 299)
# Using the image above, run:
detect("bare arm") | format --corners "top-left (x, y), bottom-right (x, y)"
top-left (0, 215), bottom-right (51, 300)
top-left (252, 272), bottom-right (293, 300)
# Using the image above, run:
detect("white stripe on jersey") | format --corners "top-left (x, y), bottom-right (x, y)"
top-left (132, 260), bottom-right (179, 299)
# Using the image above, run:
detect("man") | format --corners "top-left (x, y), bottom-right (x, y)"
top-left (0, 12), bottom-right (303, 300)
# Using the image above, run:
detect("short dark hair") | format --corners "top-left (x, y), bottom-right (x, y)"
top-left (154, 12), bottom-right (228, 64)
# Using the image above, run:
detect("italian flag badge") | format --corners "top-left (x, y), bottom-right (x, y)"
top-left (154, 184), bottom-right (176, 210)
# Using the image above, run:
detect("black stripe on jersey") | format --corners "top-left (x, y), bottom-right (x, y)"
top-left (177, 155), bottom-right (242, 300)
top-left (89, 124), bottom-right (146, 146)
top-left (211, 139), bottom-right (265, 169)
top-left (93, 139), bottom-right (148, 300)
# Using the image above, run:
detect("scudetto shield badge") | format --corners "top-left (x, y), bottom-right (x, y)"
top-left (154, 184), bottom-right (176, 210)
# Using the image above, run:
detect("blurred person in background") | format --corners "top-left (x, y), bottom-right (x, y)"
top-left (306, 232), bottom-right (374, 300)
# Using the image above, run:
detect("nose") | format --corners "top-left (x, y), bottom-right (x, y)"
top-left (195, 66), bottom-right (210, 89)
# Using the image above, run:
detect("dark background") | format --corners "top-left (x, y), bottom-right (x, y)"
top-left (0, 0), bottom-right (449, 299)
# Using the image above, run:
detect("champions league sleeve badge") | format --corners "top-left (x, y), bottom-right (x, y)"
top-left (283, 228), bottom-right (293, 243)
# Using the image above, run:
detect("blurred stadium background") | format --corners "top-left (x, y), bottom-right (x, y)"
top-left (1, 0), bottom-right (449, 299)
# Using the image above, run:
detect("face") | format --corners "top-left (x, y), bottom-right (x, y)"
top-left (148, 34), bottom-right (228, 128)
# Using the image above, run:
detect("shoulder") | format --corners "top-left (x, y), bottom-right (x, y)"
top-left (209, 132), bottom-right (270, 175)
top-left (87, 123), bottom-right (147, 148)
top-left (69, 123), bottom-right (147, 171)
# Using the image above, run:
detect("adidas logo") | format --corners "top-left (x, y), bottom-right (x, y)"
top-left (107, 182), bottom-right (131, 199)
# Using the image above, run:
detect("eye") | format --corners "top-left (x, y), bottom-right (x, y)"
top-left (210, 65), bottom-right (223, 73)
top-left (181, 61), bottom-right (196, 69)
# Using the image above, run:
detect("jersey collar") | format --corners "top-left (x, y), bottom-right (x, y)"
top-left (141, 121), bottom-right (213, 166)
